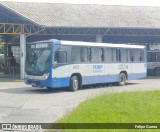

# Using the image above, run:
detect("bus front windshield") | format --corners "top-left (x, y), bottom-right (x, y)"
top-left (25, 47), bottom-right (51, 75)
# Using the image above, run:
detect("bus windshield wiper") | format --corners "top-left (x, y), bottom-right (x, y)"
top-left (33, 49), bottom-right (45, 66)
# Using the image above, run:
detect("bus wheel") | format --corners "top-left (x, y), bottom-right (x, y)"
top-left (118, 73), bottom-right (126, 86)
top-left (70, 76), bottom-right (79, 91)
top-left (155, 67), bottom-right (160, 76)
top-left (46, 87), bottom-right (53, 91)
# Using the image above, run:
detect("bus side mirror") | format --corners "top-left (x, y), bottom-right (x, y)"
top-left (52, 58), bottom-right (57, 65)
top-left (53, 61), bottom-right (57, 65)
top-left (53, 52), bottom-right (58, 65)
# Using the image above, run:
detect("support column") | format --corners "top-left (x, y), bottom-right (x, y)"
top-left (20, 34), bottom-right (26, 79)
top-left (4, 44), bottom-right (7, 69)
top-left (96, 35), bottom-right (102, 43)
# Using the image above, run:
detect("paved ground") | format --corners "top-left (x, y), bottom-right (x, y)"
top-left (0, 77), bottom-right (160, 123)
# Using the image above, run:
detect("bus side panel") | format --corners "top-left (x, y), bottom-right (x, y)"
top-left (69, 64), bottom-right (105, 85)
top-left (50, 63), bottom-right (146, 88)
top-left (70, 63), bottom-right (132, 85)
top-left (104, 63), bottom-right (119, 83)
top-left (69, 63), bottom-right (145, 85)
top-left (51, 65), bottom-right (70, 88)
top-left (104, 63), bottom-right (132, 83)
top-left (128, 63), bottom-right (147, 80)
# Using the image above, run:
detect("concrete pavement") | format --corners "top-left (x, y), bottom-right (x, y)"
top-left (0, 77), bottom-right (160, 123)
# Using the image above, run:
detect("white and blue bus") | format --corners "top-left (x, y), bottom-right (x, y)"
top-left (24, 39), bottom-right (147, 91)
top-left (147, 50), bottom-right (160, 76)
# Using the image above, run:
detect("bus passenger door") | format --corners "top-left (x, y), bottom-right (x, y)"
top-left (52, 46), bottom-right (71, 87)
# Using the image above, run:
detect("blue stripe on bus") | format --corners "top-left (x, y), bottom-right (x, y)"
top-left (82, 75), bottom-right (118, 85)
top-left (25, 72), bottom-right (146, 88)
top-left (82, 72), bottom-right (146, 85)
top-left (127, 72), bottom-right (147, 80)
top-left (49, 72), bottom-right (146, 88)
top-left (51, 77), bottom-right (70, 87)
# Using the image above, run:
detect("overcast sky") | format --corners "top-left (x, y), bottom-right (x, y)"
top-left (1, 0), bottom-right (160, 6)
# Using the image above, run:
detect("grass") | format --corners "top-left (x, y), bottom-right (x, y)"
top-left (56, 90), bottom-right (160, 132)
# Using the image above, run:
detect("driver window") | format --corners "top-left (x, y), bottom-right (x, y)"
top-left (55, 51), bottom-right (67, 63)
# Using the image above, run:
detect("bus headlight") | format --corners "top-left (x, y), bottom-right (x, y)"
top-left (42, 73), bottom-right (50, 80)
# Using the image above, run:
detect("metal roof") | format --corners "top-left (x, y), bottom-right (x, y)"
top-left (1, 1), bottom-right (160, 28)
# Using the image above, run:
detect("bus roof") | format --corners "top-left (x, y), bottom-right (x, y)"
top-left (30, 39), bottom-right (145, 49)
top-left (60, 40), bottom-right (145, 49)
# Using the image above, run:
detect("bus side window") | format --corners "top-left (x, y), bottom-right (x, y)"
top-left (120, 49), bottom-right (128, 62)
top-left (116, 49), bottom-right (120, 62)
top-left (130, 49), bottom-right (134, 62)
top-left (90, 47), bottom-right (103, 63)
top-left (56, 51), bottom-right (67, 63)
top-left (112, 49), bottom-right (117, 62)
top-left (140, 50), bottom-right (144, 62)
top-left (131, 56), bottom-right (134, 62)
top-left (71, 47), bottom-right (81, 63)
top-left (88, 47), bottom-right (92, 62)
top-left (126, 49), bottom-right (130, 62)
top-left (136, 50), bottom-right (141, 62)
top-left (101, 48), bottom-right (104, 62)
top-left (104, 48), bottom-right (112, 62)
top-left (80, 47), bottom-right (88, 62)
top-left (71, 46), bottom-right (88, 63)
top-left (131, 49), bottom-right (143, 62)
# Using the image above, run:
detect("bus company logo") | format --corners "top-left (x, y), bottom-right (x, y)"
top-left (93, 65), bottom-right (103, 70)
top-left (93, 65), bottom-right (103, 73)
top-left (2, 124), bottom-right (11, 130)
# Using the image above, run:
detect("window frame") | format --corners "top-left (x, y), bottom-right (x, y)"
top-left (55, 50), bottom-right (68, 64)
top-left (130, 49), bottom-right (145, 63)
top-left (71, 46), bottom-right (88, 64)
top-left (88, 47), bottom-right (104, 63)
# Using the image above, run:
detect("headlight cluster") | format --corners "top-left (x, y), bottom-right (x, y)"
top-left (42, 73), bottom-right (50, 80)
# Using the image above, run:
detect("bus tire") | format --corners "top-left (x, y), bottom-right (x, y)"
top-left (70, 75), bottom-right (79, 91)
top-left (155, 67), bottom-right (160, 76)
top-left (46, 87), bottom-right (53, 91)
top-left (118, 73), bottom-right (126, 86)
